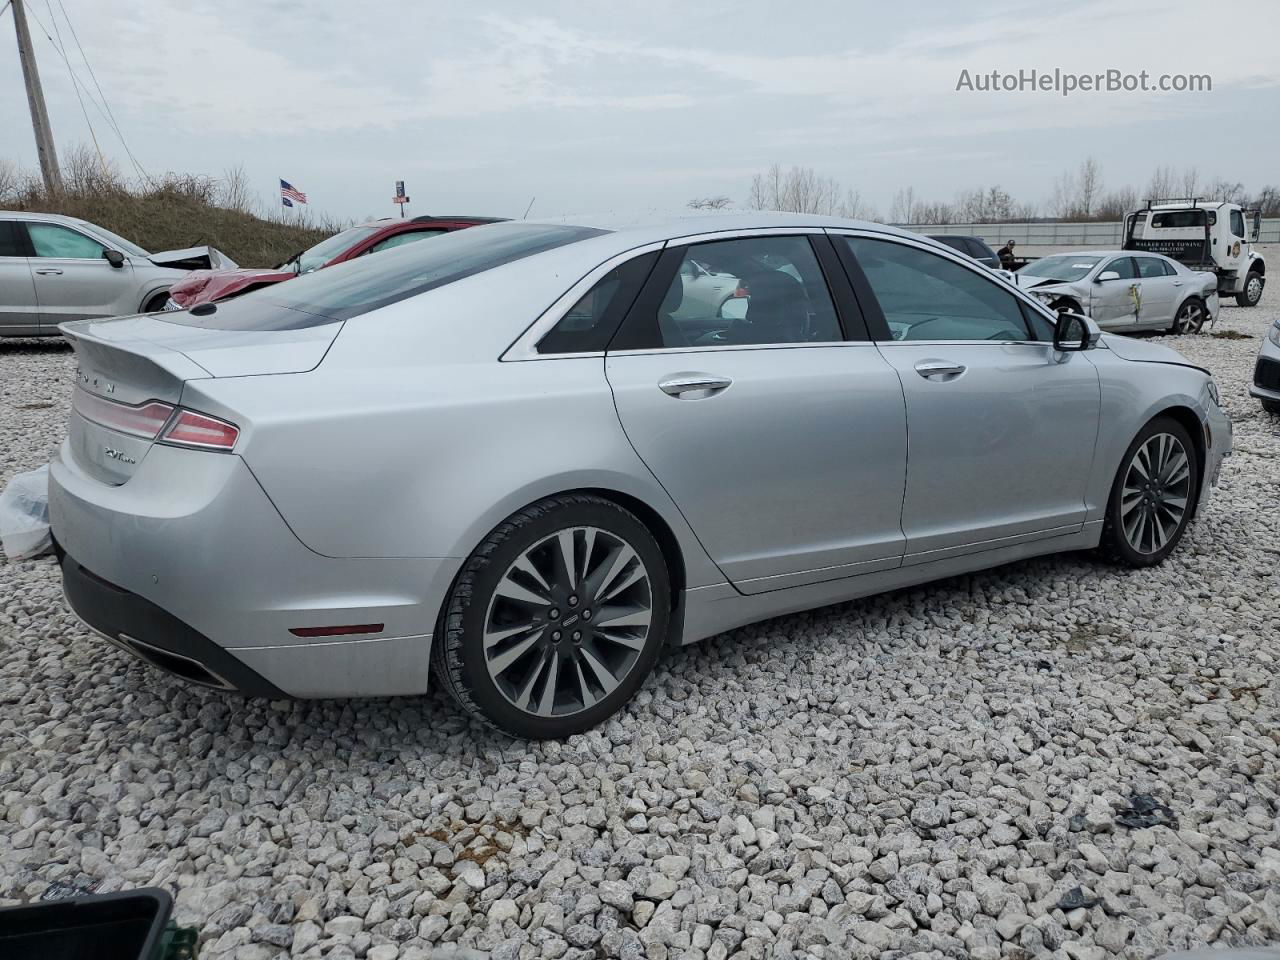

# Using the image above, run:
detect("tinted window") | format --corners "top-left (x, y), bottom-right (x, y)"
top-left (655, 236), bottom-right (841, 348)
top-left (28, 222), bottom-right (106, 259)
top-left (1136, 257), bottom-right (1167, 279)
top-left (928, 236), bottom-right (968, 253)
top-left (1160, 260), bottom-right (1178, 276)
top-left (0, 221), bottom-right (25, 257)
top-left (969, 238), bottom-right (998, 262)
top-left (1151, 210), bottom-right (1206, 229)
top-left (1104, 257), bottom-right (1137, 280)
top-left (1230, 209), bottom-right (1245, 238)
top-left (164, 223), bottom-right (607, 328)
top-left (843, 237), bottom-right (1029, 342)
top-left (294, 226), bottom-right (381, 273)
top-left (1020, 255), bottom-right (1103, 282)
top-left (537, 252), bottom-right (657, 354)
top-left (366, 229), bottom-right (446, 255)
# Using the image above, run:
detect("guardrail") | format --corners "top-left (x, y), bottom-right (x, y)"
top-left (903, 219), bottom-right (1280, 245)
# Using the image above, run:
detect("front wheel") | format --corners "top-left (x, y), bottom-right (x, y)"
top-left (1235, 270), bottom-right (1263, 307)
top-left (1098, 417), bottom-right (1199, 567)
top-left (1169, 298), bottom-right (1206, 335)
top-left (432, 494), bottom-right (670, 738)
top-left (143, 291), bottom-right (171, 313)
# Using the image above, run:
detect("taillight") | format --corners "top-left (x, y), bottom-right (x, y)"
top-left (74, 388), bottom-right (174, 439)
top-left (161, 410), bottom-right (240, 450)
top-left (733, 283), bottom-right (749, 298)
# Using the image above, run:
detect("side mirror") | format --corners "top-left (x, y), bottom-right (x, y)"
top-left (1096, 270), bottom-right (1120, 282)
top-left (1054, 311), bottom-right (1101, 352)
top-left (103, 249), bottom-right (125, 268)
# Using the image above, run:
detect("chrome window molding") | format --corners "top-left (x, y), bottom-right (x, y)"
top-left (607, 340), bottom-right (877, 358)
top-left (501, 241), bottom-right (665, 361)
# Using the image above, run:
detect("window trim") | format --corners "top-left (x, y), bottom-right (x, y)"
top-left (828, 228), bottom-right (1059, 345)
top-left (24, 220), bottom-right (111, 261)
top-left (500, 241), bottom-right (665, 360)
top-left (1102, 256), bottom-right (1138, 281)
top-left (606, 232), bottom-right (856, 353)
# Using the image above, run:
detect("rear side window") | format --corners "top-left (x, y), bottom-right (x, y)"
top-left (537, 252), bottom-right (657, 354)
top-left (366, 229), bottom-right (447, 255)
top-left (1136, 257), bottom-right (1167, 279)
top-left (163, 223), bottom-right (606, 329)
top-left (0, 221), bottom-right (26, 257)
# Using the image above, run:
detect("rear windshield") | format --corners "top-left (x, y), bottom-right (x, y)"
top-left (161, 222), bottom-right (606, 330)
top-left (1151, 210), bottom-right (1206, 229)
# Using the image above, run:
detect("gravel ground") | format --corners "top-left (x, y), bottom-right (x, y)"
top-left (0, 305), bottom-right (1277, 960)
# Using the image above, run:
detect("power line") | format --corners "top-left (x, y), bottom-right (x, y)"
top-left (53, 0), bottom-right (148, 181)
top-left (37, 0), bottom-right (108, 176)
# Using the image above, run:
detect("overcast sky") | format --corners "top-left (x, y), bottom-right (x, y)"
top-left (3, 0), bottom-right (1278, 223)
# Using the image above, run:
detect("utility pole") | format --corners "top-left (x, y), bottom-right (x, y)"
top-left (11, 0), bottom-right (61, 193)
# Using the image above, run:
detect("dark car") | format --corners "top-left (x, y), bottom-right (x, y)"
top-left (928, 235), bottom-right (1001, 269)
top-left (168, 215), bottom-right (505, 308)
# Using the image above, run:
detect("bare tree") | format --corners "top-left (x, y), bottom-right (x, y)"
top-left (1146, 165), bottom-right (1176, 201)
top-left (0, 159), bottom-right (19, 204)
top-left (1252, 186), bottom-right (1280, 216)
top-left (1077, 157), bottom-right (1102, 219)
top-left (687, 195), bottom-right (733, 211)
top-left (1180, 166), bottom-right (1201, 199)
top-left (744, 165), bottom-right (878, 219)
top-left (889, 187), bottom-right (917, 223)
top-left (217, 165), bottom-right (258, 214)
top-left (1095, 185), bottom-right (1138, 220)
top-left (1205, 178), bottom-right (1244, 204)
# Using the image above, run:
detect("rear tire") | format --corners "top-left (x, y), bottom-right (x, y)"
top-left (1169, 298), bottom-right (1206, 335)
top-left (1098, 417), bottom-right (1199, 567)
top-left (1235, 270), bottom-right (1263, 307)
top-left (432, 494), bottom-right (670, 739)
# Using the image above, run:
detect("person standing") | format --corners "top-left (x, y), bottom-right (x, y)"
top-left (997, 240), bottom-right (1017, 269)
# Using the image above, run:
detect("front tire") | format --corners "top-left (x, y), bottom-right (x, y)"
top-left (1261, 399), bottom-right (1280, 416)
top-left (1098, 417), bottom-right (1199, 567)
top-left (143, 291), bottom-right (171, 313)
top-left (1169, 298), bottom-right (1206, 335)
top-left (1235, 270), bottom-right (1263, 307)
top-left (432, 494), bottom-right (670, 739)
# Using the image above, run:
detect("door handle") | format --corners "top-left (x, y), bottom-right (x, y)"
top-left (35, 268), bottom-right (63, 275)
top-left (658, 375), bottom-right (732, 398)
top-left (1172, 280), bottom-right (1183, 286)
top-left (913, 360), bottom-right (966, 380)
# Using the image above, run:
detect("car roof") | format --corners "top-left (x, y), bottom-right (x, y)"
top-left (0, 210), bottom-right (85, 224)
top-left (1148, 201), bottom-right (1228, 210)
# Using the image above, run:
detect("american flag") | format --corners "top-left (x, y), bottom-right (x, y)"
top-left (280, 179), bottom-right (308, 207)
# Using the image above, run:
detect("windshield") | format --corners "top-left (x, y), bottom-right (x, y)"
top-left (79, 222), bottom-right (148, 257)
top-left (1019, 255), bottom-right (1102, 282)
top-left (161, 222), bottom-right (607, 329)
top-left (292, 226), bottom-right (381, 273)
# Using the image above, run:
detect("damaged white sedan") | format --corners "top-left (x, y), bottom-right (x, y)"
top-left (0, 211), bottom-right (238, 337)
top-left (1012, 250), bottom-right (1219, 335)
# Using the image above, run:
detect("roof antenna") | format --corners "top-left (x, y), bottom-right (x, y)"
top-left (522, 197), bottom-right (536, 219)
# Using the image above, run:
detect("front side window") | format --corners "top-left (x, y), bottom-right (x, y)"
top-left (1230, 209), bottom-right (1245, 238)
top-left (537, 252), bottom-right (657, 354)
top-left (366, 229), bottom-right (446, 255)
top-left (293, 226), bottom-right (382, 273)
top-left (1136, 257), bottom-right (1167, 279)
top-left (843, 236), bottom-right (1030, 342)
top-left (655, 236), bottom-right (841, 348)
top-left (27, 222), bottom-right (107, 259)
top-left (1103, 257), bottom-right (1137, 280)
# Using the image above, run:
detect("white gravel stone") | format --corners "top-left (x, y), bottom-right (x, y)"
top-left (2, 304), bottom-right (1279, 958)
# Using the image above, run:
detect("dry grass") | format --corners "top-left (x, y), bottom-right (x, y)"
top-left (0, 147), bottom-right (343, 267)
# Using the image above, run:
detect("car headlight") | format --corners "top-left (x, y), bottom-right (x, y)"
top-left (1206, 379), bottom-right (1220, 406)
top-left (1268, 321), bottom-right (1280, 347)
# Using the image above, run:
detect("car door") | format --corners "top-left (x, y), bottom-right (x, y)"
top-left (25, 220), bottom-right (138, 325)
top-left (0, 220), bottom-right (40, 334)
top-left (835, 232), bottom-right (1100, 562)
top-left (1134, 256), bottom-right (1175, 325)
top-left (1089, 255), bottom-right (1140, 328)
top-left (605, 232), bottom-right (908, 594)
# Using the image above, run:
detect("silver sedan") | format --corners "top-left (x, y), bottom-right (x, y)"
top-left (48, 215), bottom-right (1231, 737)
top-left (1013, 250), bottom-right (1219, 334)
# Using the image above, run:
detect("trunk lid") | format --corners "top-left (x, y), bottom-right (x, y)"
top-left (60, 312), bottom-right (340, 485)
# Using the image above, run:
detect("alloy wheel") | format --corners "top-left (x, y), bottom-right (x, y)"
top-left (483, 526), bottom-right (653, 718)
top-left (1119, 432), bottom-right (1192, 554)
top-left (1173, 301), bottom-right (1204, 334)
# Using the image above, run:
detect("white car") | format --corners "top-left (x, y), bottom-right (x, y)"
top-left (0, 211), bottom-right (237, 337)
top-left (1013, 250), bottom-right (1219, 335)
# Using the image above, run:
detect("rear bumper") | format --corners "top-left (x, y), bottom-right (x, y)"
top-left (49, 440), bottom-right (461, 697)
top-left (1252, 353), bottom-right (1280, 401)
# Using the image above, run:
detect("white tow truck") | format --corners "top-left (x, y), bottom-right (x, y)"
top-left (1123, 198), bottom-right (1266, 307)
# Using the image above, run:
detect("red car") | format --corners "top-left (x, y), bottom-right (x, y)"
top-left (167, 215), bottom-right (503, 308)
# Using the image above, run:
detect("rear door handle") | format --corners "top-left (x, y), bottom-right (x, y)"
top-left (35, 268), bottom-right (63, 275)
top-left (1172, 280), bottom-right (1183, 286)
top-left (658, 375), bottom-right (732, 398)
top-left (913, 360), bottom-right (966, 380)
